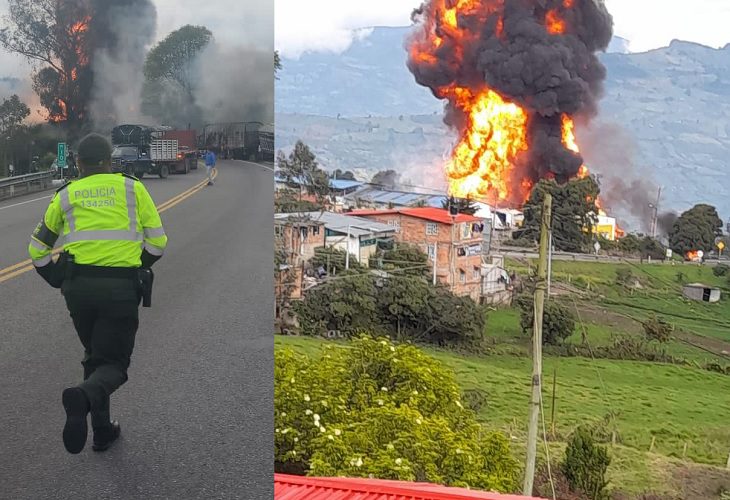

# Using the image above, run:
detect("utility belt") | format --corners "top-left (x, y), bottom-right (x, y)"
top-left (58, 252), bottom-right (154, 307)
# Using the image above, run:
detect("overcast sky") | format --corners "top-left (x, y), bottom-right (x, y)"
top-left (275, 0), bottom-right (730, 58)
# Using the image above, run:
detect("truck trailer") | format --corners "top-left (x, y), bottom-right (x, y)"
top-left (111, 124), bottom-right (198, 178)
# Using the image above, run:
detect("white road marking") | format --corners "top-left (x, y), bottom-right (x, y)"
top-left (0, 195), bottom-right (53, 211)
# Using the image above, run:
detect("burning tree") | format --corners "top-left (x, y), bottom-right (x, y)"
top-left (407, 0), bottom-right (613, 207)
top-left (0, 0), bottom-right (156, 134)
top-left (0, 0), bottom-right (93, 128)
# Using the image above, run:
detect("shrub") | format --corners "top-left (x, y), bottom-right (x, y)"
top-left (713, 264), bottom-right (730, 277)
top-left (295, 273), bottom-right (485, 346)
top-left (642, 314), bottom-right (673, 343)
top-left (562, 426), bottom-right (611, 500)
top-left (293, 272), bottom-right (381, 337)
top-left (615, 267), bottom-right (635, 286)
top-left (310, 247), bottom-right (364, 274)
top-left (379, 245), bottom-right (429, 276)
top-left (517, 295), bottom-right (576, 345)
top-left (274, 336), bottom-right (520, 491)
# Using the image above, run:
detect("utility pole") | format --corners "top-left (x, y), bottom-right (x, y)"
top-left (547, 229), bottom-right (553, 299)
top-left (650, 186), bottom-right (662, 239)
top-left (523, 192), bottom-right (552, 497)
top-left (433, 242), bottom-right (438, 286)
top-left (345, 224), bottom-right (351, 270)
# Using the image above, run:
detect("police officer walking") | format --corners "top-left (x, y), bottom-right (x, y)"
top-left (28, 133), bottom-right (168, 454)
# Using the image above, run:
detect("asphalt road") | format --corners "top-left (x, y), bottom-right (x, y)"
top-left (0, 161), bottom-right (274, 499)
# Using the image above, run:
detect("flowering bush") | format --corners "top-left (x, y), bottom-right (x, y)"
top-left (274, 336), bottom-right (519, 492)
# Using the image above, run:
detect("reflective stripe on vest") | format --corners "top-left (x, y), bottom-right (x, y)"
top-left (59, 177), bottom-right (142, 244)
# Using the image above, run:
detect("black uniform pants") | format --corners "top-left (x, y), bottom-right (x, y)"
top-left (62, 277), bottom-right (140, 430)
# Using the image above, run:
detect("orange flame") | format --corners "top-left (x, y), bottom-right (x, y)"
top-left (686, 250), bottom-right (701, 262)
top-left (409, 0), bottom-right (588, 204)
top-left (410, 0), bottom-right (589, 206)
top-left (546, 9), bottom-right (566, 34)
top-left (446, 87), bottom-right (529, 201)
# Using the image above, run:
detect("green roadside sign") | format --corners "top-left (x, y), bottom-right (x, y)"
top-left (58, 142), bottom-right (67, 168)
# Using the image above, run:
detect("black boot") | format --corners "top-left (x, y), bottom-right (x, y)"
top-left (92, 421), bottom-right (121, 452)
top-left (61, 387), bottom-right (90, 454)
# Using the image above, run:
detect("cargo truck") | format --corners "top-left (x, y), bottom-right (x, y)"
top-left (111, 124), bottom-right (198, 178)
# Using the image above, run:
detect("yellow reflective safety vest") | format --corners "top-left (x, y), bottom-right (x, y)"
top-left (28, 173), bottom-right (167, 268)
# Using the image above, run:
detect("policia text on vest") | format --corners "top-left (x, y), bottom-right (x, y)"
top-left (27, 133), bottom-right (168, 455)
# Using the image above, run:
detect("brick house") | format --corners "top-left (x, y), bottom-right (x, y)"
top-left (348, 207), bottom-right (486, 301)
top-left (274, 215), bottom-right (326, 316)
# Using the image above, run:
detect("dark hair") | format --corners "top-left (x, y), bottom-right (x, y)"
top-left (77, 133), bottom-right (112, 168)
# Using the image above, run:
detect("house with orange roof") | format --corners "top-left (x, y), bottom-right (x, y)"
top-left (348, 207), bottom-right (487, 301)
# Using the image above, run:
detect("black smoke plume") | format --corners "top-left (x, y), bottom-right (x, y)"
top-left (407, 0), bottom-right (613, 184)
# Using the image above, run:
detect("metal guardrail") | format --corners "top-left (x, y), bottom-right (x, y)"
top-left (0, 171), bottom-right (57, 201)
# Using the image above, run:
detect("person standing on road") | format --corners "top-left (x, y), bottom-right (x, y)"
top-left (28, 133), bottom-right (168, 454)
top-left (205, 149), bottom-right (216, 186)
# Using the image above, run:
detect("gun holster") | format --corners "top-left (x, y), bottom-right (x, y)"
top-left (137, 268), bottom-right (154, 308)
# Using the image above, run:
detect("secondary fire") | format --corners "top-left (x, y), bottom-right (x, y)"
top-left (685, 250), bottom-right (702, 262)
top-left (407, 0), bottom-right (613, 206)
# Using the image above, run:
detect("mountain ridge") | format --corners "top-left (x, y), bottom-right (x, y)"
top-left (275, 26), bottom-right (730, 225)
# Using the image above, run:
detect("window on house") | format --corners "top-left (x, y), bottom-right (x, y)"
top-left (459, 269), bottom-right (466, 283)
top-left (461, 223), bottom-right (471, 239)
top-left (274, 225), bottom-right (283, 237)
top-left (473, 267), bottom-right (481, 279)
top-left (300, 227), bottom-right (308, 239)
top-left (388, 219), bottom-right (401, 233)
top-left (426, 223), bottom-right (438, 236)
top-left (312, 226), bottom-right (320, 235)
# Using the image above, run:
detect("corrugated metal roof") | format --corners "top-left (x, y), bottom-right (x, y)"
top-left (425, 196), bottom-right (448, 208)
top-left (301, 211), bottom-right (395, 237)
top-left (331, 179), bottom-right (363, 190)
top-left (274, 475), bottom-right (546, 500)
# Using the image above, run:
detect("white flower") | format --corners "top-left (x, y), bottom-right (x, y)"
top-left (304, 394), bottom-right (310, 402)
top-left (395, 458), bottom-right (403, 465)
top-left (281, 412), bottom-right (287, 417)
top-left (377, 399), bottom-right (384, 406)
top-left (290, 377), bottom-right (295, 384)
top-left (412, 390), bottom-right (419, 395)
top-left (328, 435), bottom-right (335, 441)
top-left (305, 409), bottom-right (313, 416)
top-left (334, 429), bottom-right (342, 436)
top-left (356, 457), bottom-right (363, 467)
top-left (313, 413), bottom-right (320, 421)
top-left (381, 387), bottom-right (388, 392)
top-left (387, 443), bottom-right (395, 451)
top-left (294, 437), bottom-right (299, 443)
top-left (282, 428), bottom-right (290, 435)
top-left (416, 418), bottom-right (422, 425)
top-left (390, 346), bottom-right (396, 352)
top-left (320, 426), bottom-right (326, 433)
top-left (380, 340), bottom-right (388, 345)
top-left (275, 428), bottom-right (280, 434)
